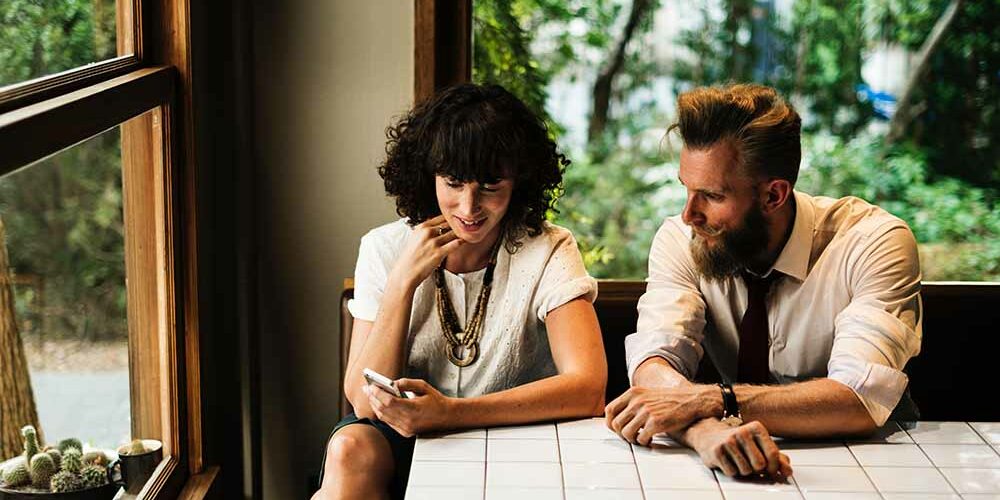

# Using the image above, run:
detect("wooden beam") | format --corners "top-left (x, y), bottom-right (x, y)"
top-left (0, 66), bottom-right (174, 177)
top-left (414, 0), bottom-right (472, 104)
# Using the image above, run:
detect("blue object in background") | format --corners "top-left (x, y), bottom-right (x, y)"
top-left (856, 83), bottom-right (897, 120)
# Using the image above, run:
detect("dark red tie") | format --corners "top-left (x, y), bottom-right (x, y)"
top-left (737, 272), bottom-right (781, 384)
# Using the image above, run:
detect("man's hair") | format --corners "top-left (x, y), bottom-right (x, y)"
top-left (378, 83), bottom-right (566, 252)
top-left (668, 83), bottom-right (802, 184)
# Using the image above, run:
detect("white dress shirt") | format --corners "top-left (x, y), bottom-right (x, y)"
top-left (349, 219), bottom-right (598, 399)
top-left (625, 191), bottom-right (923, 425)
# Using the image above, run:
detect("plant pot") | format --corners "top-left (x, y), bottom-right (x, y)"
top-left (0, 482), bottom-right (118, 500)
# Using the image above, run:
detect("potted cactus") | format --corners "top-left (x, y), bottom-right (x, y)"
top-left (0, 426), bottom-right (117, 500)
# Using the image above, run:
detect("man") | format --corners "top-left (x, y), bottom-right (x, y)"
top-left (605, 83), bottom-right (922, 479)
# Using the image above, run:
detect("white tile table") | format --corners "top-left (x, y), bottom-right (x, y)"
top-left (406, 418), bottom-right (1000, 499)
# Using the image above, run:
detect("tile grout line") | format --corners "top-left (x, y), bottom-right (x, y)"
top-left (627, 437), bottom-right (646, 500)
top-left (482, 428), bottom-right (488, 500)
top-left (845, 437), bottom-right (890, 500)
top-left (914, 424), bottom-right (966, 497)
top-left (554, 422), bottom-right (566, 500)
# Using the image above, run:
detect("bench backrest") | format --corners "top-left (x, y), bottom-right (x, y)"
top-left (339, 281), bottom-right (1000, 421)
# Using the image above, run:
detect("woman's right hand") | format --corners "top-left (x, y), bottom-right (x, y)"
top-left (388, 215), bottom-right (463, 290)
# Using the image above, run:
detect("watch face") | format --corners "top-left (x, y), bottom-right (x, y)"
top-left (721, 415), bottom-right (744, 428)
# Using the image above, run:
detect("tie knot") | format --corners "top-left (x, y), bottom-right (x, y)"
top-left (743, 271), bottom-right (782, 296)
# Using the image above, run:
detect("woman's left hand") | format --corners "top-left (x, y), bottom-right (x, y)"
top-left (366, 378), bottom-right (454, 437)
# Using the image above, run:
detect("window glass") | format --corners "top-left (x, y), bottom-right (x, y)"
top-left (0, 0), bottom-right (121, 88)
top-left (0, 124), bottom-right (129, 452)
top-left (473, 0), bottom-right (1000, 280)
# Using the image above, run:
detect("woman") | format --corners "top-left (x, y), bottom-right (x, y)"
top-left (313, 84), bottom-right (607, 500)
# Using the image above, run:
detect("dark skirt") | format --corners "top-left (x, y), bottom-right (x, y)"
top-left (317, 412), bottom-right (416, 499)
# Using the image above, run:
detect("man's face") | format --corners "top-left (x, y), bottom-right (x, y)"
top-left (678, 143), bottom-right (769, 280)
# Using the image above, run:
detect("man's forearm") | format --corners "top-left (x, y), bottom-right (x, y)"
top-left (735, 378), bottom-right (877, 438)
top-left (632, 359), bottom-right (877, 438)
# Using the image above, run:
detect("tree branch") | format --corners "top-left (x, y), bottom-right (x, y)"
top-left (885, 0), bottom-right (963, 146)
top-left (588, 0), bottom-right (655, 145)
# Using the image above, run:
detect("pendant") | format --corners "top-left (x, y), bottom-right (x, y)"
top-left (447, 342), bottom-right (479, 367)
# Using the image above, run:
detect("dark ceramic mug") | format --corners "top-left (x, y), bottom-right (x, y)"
top-left (107, 439), bottom-right (162, 495)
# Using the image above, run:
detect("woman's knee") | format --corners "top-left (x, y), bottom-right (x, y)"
top-left (325, 426), bottom-right (393, 476)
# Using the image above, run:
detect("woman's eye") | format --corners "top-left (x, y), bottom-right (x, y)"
top-left (481, 185), bottom-right (499, 193)
top-left (447, 182), bottom-right (463, 189)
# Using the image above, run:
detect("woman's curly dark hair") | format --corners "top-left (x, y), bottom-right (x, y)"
top-left (378, 83), bottom-right (568, 253)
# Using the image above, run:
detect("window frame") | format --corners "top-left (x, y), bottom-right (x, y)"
top-left (0, 0), bottom-right (210, 497)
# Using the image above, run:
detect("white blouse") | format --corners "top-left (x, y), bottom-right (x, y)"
top-left (348, 219), bottom-right (598, 398)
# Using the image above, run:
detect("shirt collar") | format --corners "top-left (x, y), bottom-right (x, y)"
top-left (769, 190), bottom-right (813, 282)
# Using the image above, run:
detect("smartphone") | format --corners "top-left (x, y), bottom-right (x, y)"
top-left (363, 368), bottom-right (415, 399)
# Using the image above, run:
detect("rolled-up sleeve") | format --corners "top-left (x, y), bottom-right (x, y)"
top-left (534, 230), bottom-right (598, 321)
top-left (829, 224), bottom-right (922, 426)
top-left (347, 232), bottom-right (390, 322)
top-left (625, 218), bottom-right (708, 383)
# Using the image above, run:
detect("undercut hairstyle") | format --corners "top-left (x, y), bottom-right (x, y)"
top-left (379, 83), bottom-right (567, 252)
top-left (668, 83), bottom-right (802, 184)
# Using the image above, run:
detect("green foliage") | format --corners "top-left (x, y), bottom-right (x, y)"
top-left (0, 0), bottom-right (126, 342)
top-left (798, 133), bottom-right (1000, 280)
top-left (0, 0), bottom-right (117, 86)
top-left (474, 0), bottom-right (998, 281)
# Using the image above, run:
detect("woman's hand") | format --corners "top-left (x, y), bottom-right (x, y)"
top-left (686, 419), bottom-right (793, 479)
top-left (365, 378), bottom-right (455, 437)
top-left (388, 215), bottom-right (463, 290)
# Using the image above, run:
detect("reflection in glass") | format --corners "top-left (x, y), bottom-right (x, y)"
top-left (0, 125), bottom-right (129, 451)
top-left (0, 0), bottom-right (119, 87)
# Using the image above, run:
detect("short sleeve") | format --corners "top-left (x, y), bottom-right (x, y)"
top-left (346, 231), bottom-right (391, 322)
top-left (533, 229), bottom-right (598, 321)
top-left (828, 224), bottom-right (922, 426)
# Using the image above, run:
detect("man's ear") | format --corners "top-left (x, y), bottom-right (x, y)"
top-left (760, 178), bottom-right (793, 215)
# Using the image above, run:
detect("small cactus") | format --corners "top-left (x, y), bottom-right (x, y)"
top-left (49, 470), bottom-right (82, 493)
top-left (29, 452), bottom-right (56, 488)
top-left (120, 439), bottom-right (148, 455)
top-left (82, 450), bottom-right (109, 467)
top-left (57, 438), bottom-right (83, 454)
top-left (80, 464), bottom-right (107, 489)
top-left (44, 447), bottom-right (62, 470)
top-left (21, 425), bottom-right (40, 459)
top-left (1, 460), bottom-right (30, 488)
top-left (61, 447), bottom-right (83, 474)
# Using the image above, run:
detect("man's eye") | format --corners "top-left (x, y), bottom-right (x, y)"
top-left (704, 193), bottom-right (723, 201)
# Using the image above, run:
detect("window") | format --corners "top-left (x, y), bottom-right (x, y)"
top-left (0, 0), bottom-right (203, 497)
top-left (471, 0), bottom-right (1000, 281)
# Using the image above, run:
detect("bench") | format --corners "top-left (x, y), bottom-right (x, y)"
top-left (339, 280), bottom-right (1000, 422)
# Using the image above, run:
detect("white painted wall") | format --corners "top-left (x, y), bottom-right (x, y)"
top-left (252, 2), bottom-right (413, 497)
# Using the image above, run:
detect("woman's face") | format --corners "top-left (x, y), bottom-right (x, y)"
top-left (435, 175), bottom-right (514, 245)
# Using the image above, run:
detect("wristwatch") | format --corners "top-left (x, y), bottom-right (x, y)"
top-left (718, 383), bottom-right (743, 427)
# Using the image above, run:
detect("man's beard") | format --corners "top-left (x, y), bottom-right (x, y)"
top-left (690, 205), bottom-right (769, 281)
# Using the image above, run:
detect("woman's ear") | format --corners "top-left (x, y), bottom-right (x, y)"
top-left (760, 178), bottom-right (793, 214)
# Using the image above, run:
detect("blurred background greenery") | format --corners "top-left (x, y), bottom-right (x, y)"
top-left (0, 0), bottom-right (123, 341)
top-left (473, 0), bottom-right (999, 280)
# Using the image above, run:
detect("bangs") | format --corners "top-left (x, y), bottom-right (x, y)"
top-left (427, 104), bottom-right (520, 183)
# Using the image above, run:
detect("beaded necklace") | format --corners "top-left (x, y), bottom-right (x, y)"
top-left (433, 240), bottom-right (501, 367)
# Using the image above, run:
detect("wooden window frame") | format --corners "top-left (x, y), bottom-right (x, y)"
top-left (0, 0), bottom-right (211, 497)
top-left (414, 0), bottom-right (472, 103)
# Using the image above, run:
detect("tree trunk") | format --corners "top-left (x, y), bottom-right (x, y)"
top-left (885, 0), bottom-right (963, 146)
top-left (0, 215), bottom-right (41, 459)
top-left (587, 0), bottom-right (655, 145)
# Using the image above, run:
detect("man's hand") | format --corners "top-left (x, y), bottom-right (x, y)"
top-left (686, 419), bottom-right (793, 479)
top-left (366, 378), bottom-right (453, 437)
top-left (604, 385), bottom-right (721, 445)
